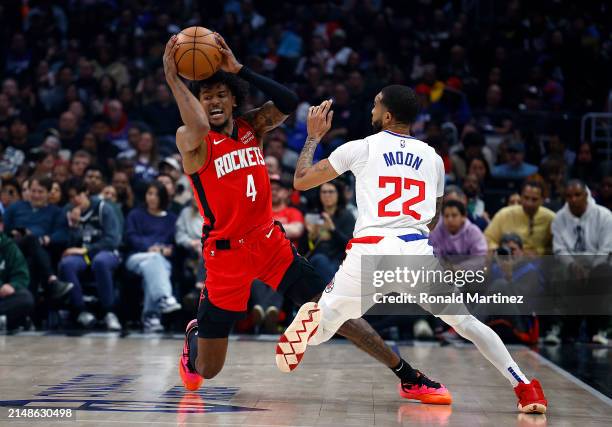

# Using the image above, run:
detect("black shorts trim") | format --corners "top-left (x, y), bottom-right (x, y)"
top-left (197, 287), bottom-right (247, 339)
top-left (276, 247), bottom-right (327, 305)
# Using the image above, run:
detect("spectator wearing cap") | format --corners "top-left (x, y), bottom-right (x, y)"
top-left (159, 156), bottom-right (190, 205)
top-left (485, 181), bottom-right (555, 255)
top-left (492, 139), bottom-right (538, 179)
top-left (429, 200), bottom-right (488, 258)
top-left (58, 180), bottom-right (122, 330)
top-left (0, 212), bottom-right (34, 331)
top-left (125, 181), bottom-right (180, 333)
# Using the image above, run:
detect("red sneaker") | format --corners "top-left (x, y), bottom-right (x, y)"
top-left (397, 371), bottom-right (453, 405)
top-left (275, 302), bottom-right (321, 373)
top-left (178, 319), bottom-right (204, 391)
top-left (514, 379), bottom-right (547, 414)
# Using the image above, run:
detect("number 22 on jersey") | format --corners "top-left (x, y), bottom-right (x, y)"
top-left (377, 176), bottom-right (425, 219)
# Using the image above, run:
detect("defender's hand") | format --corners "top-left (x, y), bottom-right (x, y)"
top-left (163, 35), bottom-right (180, 80)
top-left (307, 100), bottom-right (334, 140)
top-left (214, 33), bottom-right (243, 73)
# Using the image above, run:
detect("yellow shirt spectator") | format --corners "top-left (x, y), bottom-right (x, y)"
top-left (484, 205), bottom-right (555, 255)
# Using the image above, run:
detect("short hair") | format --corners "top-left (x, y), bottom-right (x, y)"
top-left (500, 232), bottom-right (523, 249)
top-left (566, 179), bottom-right (586, 191)
top-left (442, 199), bottom-right (467, 216)
top-left (84, 165), bottom-right (104, 176)
top-left (66, 178), bottom-right (88, 195)
top-left (72, 150), bottom-right (92, 160)
top-left (146, 181), bottom-right (169, 210)
top-left (521, 180), bottom-right (545, 195)
top-left (1, 177), bottom-right (20, 196)
top-left (30, 176), bottom-right (53, 192)
top-left (191, 71), bottom-right (249, 111)
top-left (380, 85), bottom-right (419, 125)
top-left (444, 185), bottom-right (465, 198)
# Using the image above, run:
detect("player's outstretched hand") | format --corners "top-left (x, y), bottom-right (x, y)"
top-left (163, 35), bottom-right (179, 80)
top-left (214, 33), bottom-right (243, 74)
top-left (307, 99), bottom-right (334, 140)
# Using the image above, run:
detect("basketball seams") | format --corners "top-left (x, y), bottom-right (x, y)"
top-left (195, 49), bottom-right (214, 79)
top-left (175, 26), bottom-right (220, 80)
top-left (192, 26), bottom-right (198, 84)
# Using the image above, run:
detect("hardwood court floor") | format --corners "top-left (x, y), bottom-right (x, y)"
top-left (0, 334), bottom-right (610, 426)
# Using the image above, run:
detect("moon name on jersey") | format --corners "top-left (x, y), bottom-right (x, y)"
top-left (382, 151), bottom-right (424, 170)
top-left (214, 146), bottom-right (266, 178)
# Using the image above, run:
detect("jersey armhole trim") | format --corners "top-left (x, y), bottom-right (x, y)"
top-left (195, 136), bottom-right (214, 175)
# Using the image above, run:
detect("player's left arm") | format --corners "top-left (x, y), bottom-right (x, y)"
top-left (215, 33), bottom-right (299, 138)
top-left (294, 100), bottom-right (339, 190)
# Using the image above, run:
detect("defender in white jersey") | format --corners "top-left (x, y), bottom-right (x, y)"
top-left (276, 87), bottom-right (548, 413)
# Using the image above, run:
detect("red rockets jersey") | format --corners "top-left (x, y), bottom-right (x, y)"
top-left (188, 118), bottom-right (272, 239)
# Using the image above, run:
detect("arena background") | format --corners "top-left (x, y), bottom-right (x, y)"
top-left (0, 1), bottom-right (610, 425)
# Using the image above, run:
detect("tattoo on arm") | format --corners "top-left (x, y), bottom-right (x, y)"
top-left (295, 136), bottom-right (322, 179)
top-left (243, 101), bottom-right (287, 137)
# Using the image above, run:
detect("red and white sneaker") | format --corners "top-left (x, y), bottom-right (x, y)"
top-left (275, 302), bottom-right (321, 373)
top-left (397, 371), bottom-right (453, 405)
top-left (178, 319), bottom-right (204, 391)
top-left (514, 379), bottom-right (547, 414)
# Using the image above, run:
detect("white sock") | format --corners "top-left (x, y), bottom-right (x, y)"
top-left (439, 315), bottom-right (530, 387)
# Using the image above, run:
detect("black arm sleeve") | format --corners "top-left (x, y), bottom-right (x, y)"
top-left (238, 66), bottom-right (299, 114)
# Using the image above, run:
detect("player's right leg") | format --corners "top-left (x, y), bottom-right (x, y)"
top-left (437, 314), bottom-right (547, 413)
top-left (179, 291), bottom-right (236, 390)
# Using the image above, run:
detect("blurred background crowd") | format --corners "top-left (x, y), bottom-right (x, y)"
top-left (0, 0), bottom-right (610, 346)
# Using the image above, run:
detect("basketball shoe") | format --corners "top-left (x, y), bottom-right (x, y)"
top-left (397, 371), bottom-right (453, 405)
top-left (179, 319), bottom-right (204, 391)
top-left (275, 302), bottom-right (321, 372)
top-left (514, 379), bottom-right (547, 413)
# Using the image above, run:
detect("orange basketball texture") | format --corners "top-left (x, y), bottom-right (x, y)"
top-left (174, 26), bottom-right (222, 80)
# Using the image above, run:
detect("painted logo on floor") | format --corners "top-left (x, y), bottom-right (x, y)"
top-left (0, 374), bottom-right (262, 414)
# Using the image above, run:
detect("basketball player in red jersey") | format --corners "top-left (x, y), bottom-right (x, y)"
top-left (163, 34), bottom-right (451, 404)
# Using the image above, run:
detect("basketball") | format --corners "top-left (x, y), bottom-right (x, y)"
top-left (174, 26), bottom-right (222, 80)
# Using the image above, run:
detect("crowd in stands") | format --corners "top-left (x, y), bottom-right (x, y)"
top-left (0, 1), bottom-right (610, 343)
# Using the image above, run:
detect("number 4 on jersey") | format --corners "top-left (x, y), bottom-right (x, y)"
top-left (246, 174), bottom-right (257, 201)
top-left (378, 176), bottom-right (425, 219)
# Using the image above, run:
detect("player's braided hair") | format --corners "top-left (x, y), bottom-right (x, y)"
top-left (191, 70), bottom-right (249, 112)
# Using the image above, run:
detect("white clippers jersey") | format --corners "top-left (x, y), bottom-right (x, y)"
top-left (328, 130), bottom-right (445, 238)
